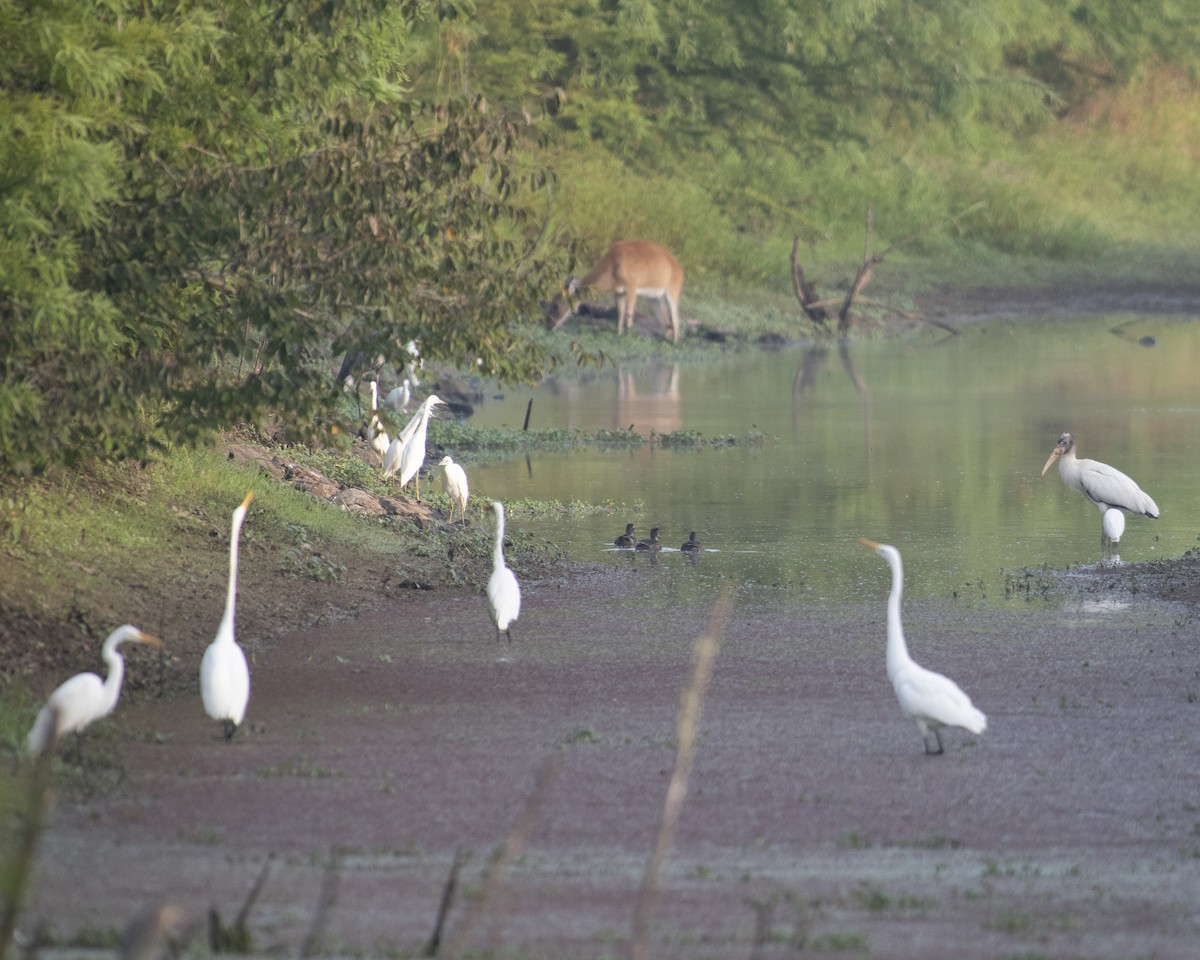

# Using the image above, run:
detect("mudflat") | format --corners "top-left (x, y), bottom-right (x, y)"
top-left (23, 560), bottom-right (1200, 960)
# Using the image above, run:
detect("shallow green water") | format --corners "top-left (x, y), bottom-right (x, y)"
top-left (464, 313), bottom-right (1199, 606)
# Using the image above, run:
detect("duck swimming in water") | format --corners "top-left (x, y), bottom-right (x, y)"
top-left (635, 527), bottom-right (661, 552)
top-left (680, 532), bottom-right (703, 553)
top-left (614, 523), bottom-right (637, 548)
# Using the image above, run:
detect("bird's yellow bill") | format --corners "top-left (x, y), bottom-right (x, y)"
top-left (136, 631), bottom-right (165, 648)
top-left (241, 490), bottom-right (255, 508)
top-left (1040, 448), bottom-right (1062, 476)
top-left (857, 537), bottom-right (882, 550)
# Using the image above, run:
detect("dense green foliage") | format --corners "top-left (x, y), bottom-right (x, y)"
top-left (3, 0), bottom-right (1199, 477)
top-left (1, 0), bottom-right (561, 476)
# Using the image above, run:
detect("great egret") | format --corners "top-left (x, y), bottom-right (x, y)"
top-left (635, 527), bottom-right (661, 552)
top-left (680, 531), bottom-right (703, 552)
top-left (382, 395), bottom-right (429, 483)
top-left (487, 501), bottom-right (521, 641)
top-left (27, 624), bottom-right (164, 756)
top-left (858, 539), bottom-right (988, 755)
top-left (397, 395), bottom-right (444, 499)
top-left (367, 381), bottom-right (390, 466)
top-left (437, 455), bottom-right (469, 524)
top-left (614, 523), bottom-right (637, 548)
top-left (1041, 433), bottom-right (1159, 552)
top-left (200, 491), bottom-right (254, 740)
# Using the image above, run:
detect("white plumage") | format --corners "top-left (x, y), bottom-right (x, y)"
top-left (367, 381), bottom-right (390, 465)
top-left (398, 394), bottom-right (443, 499)
top-left (487, 501), bottom-right (521, 641)
top-left (1102, 507), bottom-right (1125, 544)
top-left (859, 539), bottom-right (987, 755)
top-left (28, 625), bottom-right (163, 756)
top-left (200, 491), bottom-right (253, 739)
top-left (437, 455), bottom-right (469, 524)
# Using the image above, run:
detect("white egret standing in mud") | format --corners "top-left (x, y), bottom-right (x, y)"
top-left (487, 501), bottom-right (521, 641)
top-left (1041, 432), bottom-right (1158, 554)
top-left (858, 539), bottom-right (988, 755)
top-left (437, 455), bottom-right (469, 524)
top-left (1102, 507), bottom-right (1125, 561)
top-left (27, 625), bottom-right (164, 756)
top-left (201, 491), bottom-right (254, 740)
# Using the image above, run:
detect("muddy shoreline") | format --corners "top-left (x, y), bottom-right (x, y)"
top-left (22, 560), bottom-right (1200, 960)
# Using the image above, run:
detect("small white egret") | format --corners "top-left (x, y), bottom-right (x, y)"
top-left (858, 539), bottom-right (987, 755)
top-left (1102, 507), bottom-right (1125, 544)
top-left (367, 381), bottom-right (390, 466)
top-left (1041, 432), bottom-right (1158, 553)
top-left (487, 501), bottom-right (521, 641)
top-left (381, 395), bottom-right (427, 483)
top-left (385, 378), bottom-right (413, 412)
top-left (614, 523), bottom-right (637, 548)
top-left (200, 491), bottom-right (254, 740)
top-left (27, 625), bottom-right (164, 756)
top-left (437, 455), bottom-right (469, 523)
top-left (398, 394), bottom-right (444, 500)
top-left (635, 527), bottom-right (661, 552)
top-left (680, 531), bottom-right (703, 553)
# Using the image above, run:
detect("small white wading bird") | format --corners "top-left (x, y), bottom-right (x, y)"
top-left (487, 501), bottom-right (521, 641)
top-left (367, 381), bottom-right (390, 466)
top-left (385, 378), bottom-right (413, 412)
top-left (858, 539), bottom-right (988, 755)
top-left (28, 625), bottom-right (164, 756)
top-left (397, 395), bottom-right (444, 500)
top-left (437, 455), bottom-right (469, 524)
top-left (1041, 432), bottom-right (1158, 554)
top-left (201, 491), bottom-right (254, 740)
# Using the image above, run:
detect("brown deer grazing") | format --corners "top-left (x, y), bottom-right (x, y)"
top-left (545, 240), bottom-right (684, 343)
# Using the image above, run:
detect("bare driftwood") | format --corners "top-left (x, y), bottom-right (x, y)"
top-left (791, 206), bottom-right (962, 336)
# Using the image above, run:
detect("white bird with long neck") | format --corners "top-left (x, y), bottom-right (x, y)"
top-left (200, 491), bottom-right (254, 740)
top-left (858, 539), bottom-right (987, 755)
top-left (1041, 432), bottom-right (1158, 554)
top-left (27, 625), bottom-right (164, 756)
top-left (367, 381), bottom-right (390, 466)
top-left (398, 394), bottom-right (444, 500)
top-left (437, 455), bottom-right (469, 524)
top-left (487, 501), bottom-right (521, 641)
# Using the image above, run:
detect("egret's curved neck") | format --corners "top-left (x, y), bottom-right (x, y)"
top-left (493, 508), bottom-right (506, 568)
top-left (370, 380), bottom-right (379, 411)
top-left (100, 642), bottom-right (127, 714)
top-left (222, 507), bottom-right (247, 641)
top-left (884, 553), bottom-right (912, 676)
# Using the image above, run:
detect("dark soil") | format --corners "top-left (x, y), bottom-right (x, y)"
top-left (6, 283), bottom-right (1200, 959)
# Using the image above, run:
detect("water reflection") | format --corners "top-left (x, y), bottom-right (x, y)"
top-left (463, 314), bottom-right (1199, 607)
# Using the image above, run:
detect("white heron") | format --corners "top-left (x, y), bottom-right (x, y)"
top-left (200, 491), bottom-right (254, 740)
top-left (858, 539), bottom-right (988, 755)
top-left (381, 395), bottom-right (428, 483)
top-left (1041, 432), bottom-right (1158, 553)
top-left (635, 527), bottom-right (661, 552)
top-left (614, 523), bottom-right (637, 548)
top-left (397, 394), bottom-right (444, 500)
top-left (680, 531), bottom-right (703, 553)
top-left (1102, 507), bottom-right (1125, 561)
top-left (385, 378), bottom-right (413, 412)
top-left (27, 624), bottom-right (164, 756)
top-left (367, 381), bottom-right (390, 466)
top-left (487, 501), bottom-right (521, 641)
top-left (437, 455), bottom-right (469, 523)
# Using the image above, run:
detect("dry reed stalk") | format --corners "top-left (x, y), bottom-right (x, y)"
top-left (630, 586), bottom-right (733, 960)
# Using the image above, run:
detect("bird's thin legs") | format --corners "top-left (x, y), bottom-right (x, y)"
top-left (223, 719), bottom-right (238, 742)
top-left (923, 729), bottom-right (945, 755)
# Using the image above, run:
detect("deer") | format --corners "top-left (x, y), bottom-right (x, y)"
top-left (544, 240), bottom-right (684, 344)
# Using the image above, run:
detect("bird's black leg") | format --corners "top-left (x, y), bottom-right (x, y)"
top-left (223, 719), bottom-right (238, 742)
top-left (924, 729), bottom-right (945, 755)
top-left (505, 628), bottom-right (513, 643)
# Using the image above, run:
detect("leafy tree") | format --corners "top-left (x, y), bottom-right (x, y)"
top-left (1, 0), bottom-right (562, 478)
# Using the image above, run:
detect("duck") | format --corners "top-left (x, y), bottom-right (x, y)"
top-left (680, 531), bottom-right (703, 553)
top-left (614, 523), bottom-right (637, 548)
top-left (635, 527), bottom-right (661, 552)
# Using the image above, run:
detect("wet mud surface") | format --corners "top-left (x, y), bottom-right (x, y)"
top-left (25, 563), bottom-right (1200, 959)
